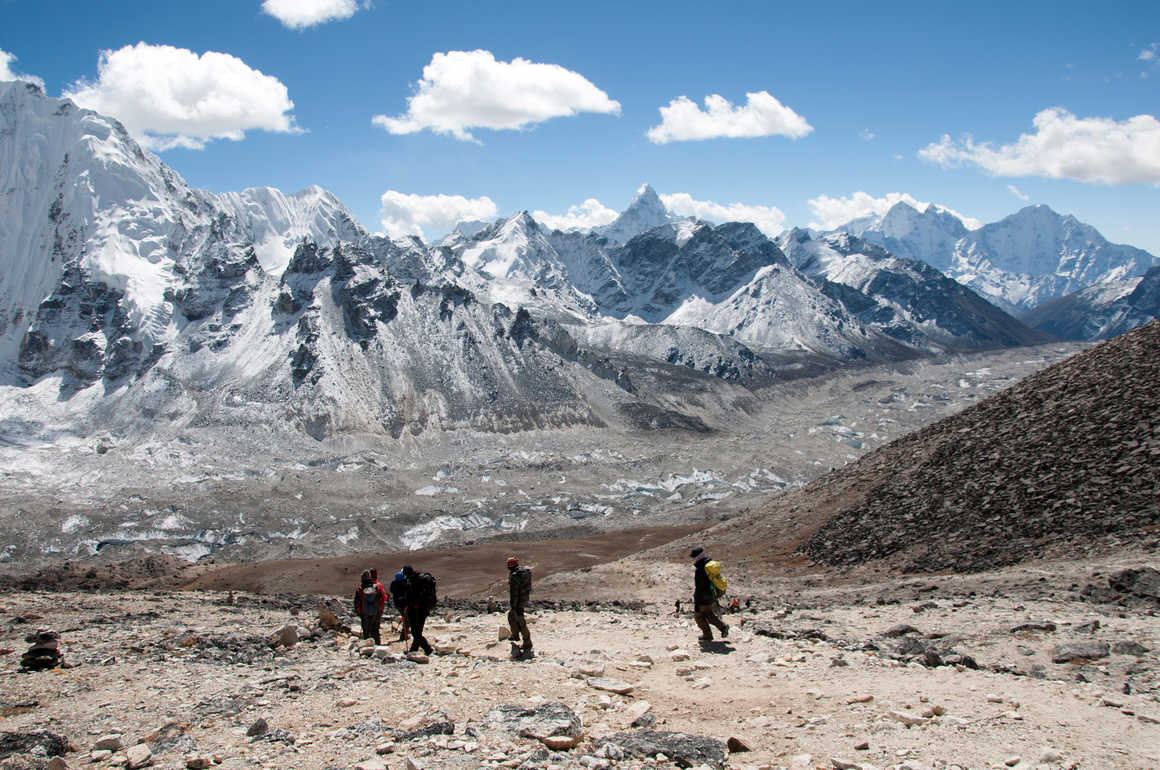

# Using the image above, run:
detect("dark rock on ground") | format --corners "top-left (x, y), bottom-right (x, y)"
top-left (1051, 641), bottom-right (1111, 664)
top-left (605, 731), bottom-right (727, 769)
top-left (0, 731), bottom-right (72, 760)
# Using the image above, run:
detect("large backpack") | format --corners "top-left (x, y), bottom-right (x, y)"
top-left (359, 584), bottom-right (380, 618)
top-left (704, 560), bottom-right (727, 599)
top-left (411, 572), bottom-right (437, 610)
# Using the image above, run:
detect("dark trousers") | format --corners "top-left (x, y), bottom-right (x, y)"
top-left (694, 603), bottom-right (727, 639)
top-left (508, 605), bottom-right (532, 649)
top-left (360, 613), bottom-right (382, 645)
top-left (407, 606), bottom-right (432, 653)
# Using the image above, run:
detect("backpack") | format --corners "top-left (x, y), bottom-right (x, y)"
top-left (704, 560), bottom-right (727, 598)
top-left (411, 572), bottom-right (437, 610)
top-left (359, 584), bottom-right (380, 618)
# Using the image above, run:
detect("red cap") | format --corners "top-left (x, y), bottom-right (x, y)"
top-left (506, 556), bottom-right (519, 568)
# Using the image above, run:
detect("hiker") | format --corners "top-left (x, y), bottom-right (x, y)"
top-left (402, 565), bottom-right (435, 655)
top-left (353, 569), bottom-right (386, 645)
top-left (506, 555), bottom-right (533, 658)
top-left (690, 547), bottom-right (729, 641)
top-left (389, 569), bottom-right (409, 642)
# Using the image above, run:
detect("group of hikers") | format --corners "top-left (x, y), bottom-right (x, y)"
top-left (352, 547), bottom-right (729, 656)
top-left (353, 555), bottom-right (534, 658)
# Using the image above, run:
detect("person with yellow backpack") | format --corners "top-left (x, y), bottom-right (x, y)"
top-left (689, 547), bottom-right (729, 642)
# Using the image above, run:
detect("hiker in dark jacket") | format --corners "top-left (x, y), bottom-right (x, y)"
top-left (506, 555), bottom-right (533, 657)
top-left (353, 570), bottom-right (386, 645)
top-left (690, 547), bottom-right (728, 641)
top-left (389, 569), bottom-right (409, 642)
top-left (402, 565), bottom-right (434, 655)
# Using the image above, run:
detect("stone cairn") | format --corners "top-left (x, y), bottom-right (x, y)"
top-left (21, 629), bottom-right (63, 671)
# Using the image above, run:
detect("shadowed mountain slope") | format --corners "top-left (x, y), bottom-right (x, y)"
top-left (690, 321), bottom-right (1159, 576)
top-left (797, 319), bottom-right (1160, 571)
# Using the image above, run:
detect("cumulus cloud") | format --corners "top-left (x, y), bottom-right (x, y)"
top-left (373, 50), bottom-right (620, 143)
top-left (919, 108), bottom-right (1160, 185)
top-left (532, 199), bottom-right (618, 232)
top-left (261, 0), bottom-right (366, 29)
top-left (1007, 184), bottom-right (1030, 201)
top-left (1139, 43), bottom-right (1157, 62)
top-left (646, 91), bottom-right (812, 144)
top-left (0, 49), bottom-right (45, 89)
top-left (859, 128), bottom-right (876, 141)
top-left (64, 43), bottom-right (298, 151)
top-left (379, 190), bottom-right (498, 240)
top-left (660, 193), bottom-right (786, 238)
top-left (807, 191), bottom-right (981, 230)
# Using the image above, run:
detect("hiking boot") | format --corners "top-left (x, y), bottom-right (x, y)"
top-left (698, 635), bottom-right (713, 642)
top-left (510, 642), bottom-right (521, 659)
top-left (721, 625), bottom-right (729, 638)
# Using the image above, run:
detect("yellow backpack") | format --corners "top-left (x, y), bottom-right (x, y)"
top-left (704, 560), bottom-right (727, 598)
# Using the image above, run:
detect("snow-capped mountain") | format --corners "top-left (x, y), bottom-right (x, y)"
top-left (780, 229), bottom-right (1052, 351)
top-left (1021, 266), bottom-right (1160, 341)
top-left (0, 81), bottom-right (1061, 450)
top-left (839, 202), bottom-right (1159, 312)
top-left (0, 81), bottom-right (364, 384)
top-left (593, 184), bottom-right (683, 244)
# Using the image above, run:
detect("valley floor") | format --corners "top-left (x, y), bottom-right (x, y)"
top-left (2, 550), bottom-right (1157, 770)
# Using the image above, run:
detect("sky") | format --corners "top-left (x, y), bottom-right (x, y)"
top-left (2, 0), bottom-right (1159, 251)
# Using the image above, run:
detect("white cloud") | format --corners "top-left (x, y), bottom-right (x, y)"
top-left (1139, 43), bottom-right (1158, 62)
top-left (532, 199), bottom-right (618, 232)
top-left (261, 0), bottom-right (366, 29)
top-left (919, 108), bottom-right (1160, 185)
top-left (646, 91), bottom-right (812, 144)
top-left (807, 191), bottom-right (982, 230)
top-left (859, 128), bottom-right (876, 141)
top-left (373, 50), bottom-right (620, 143)
top-left (660, 193), bottom-right (786, 238)
top-left (1007, 184), bottom-right (1030, 201)
top-left (379, 190), bottom-right (498, 240)
top-left (0, 49), bottom-right (45, 89)
top-left (64, 43), bottom-right (298, 151)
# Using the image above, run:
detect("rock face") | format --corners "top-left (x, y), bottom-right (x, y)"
top-left (802, 319), bottom-right (1160, 572)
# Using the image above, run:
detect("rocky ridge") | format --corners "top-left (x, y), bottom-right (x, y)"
top-left (797, 319), bottom-right (1160, 572)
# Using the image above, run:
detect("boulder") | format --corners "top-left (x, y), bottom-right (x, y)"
top-left (605, 731), bottom-right (727, 769)
top-left (487, 702), bottom-right (582, 742)
top-left (1051, 642), bottom-right (1110, 663)
top-left (125, 743), bottom-right (152, 769)
top-left (0, 732), bottom-right (72, 760)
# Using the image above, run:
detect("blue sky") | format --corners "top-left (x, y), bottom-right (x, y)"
top-left (2, 0), bottom-right (1159, 250)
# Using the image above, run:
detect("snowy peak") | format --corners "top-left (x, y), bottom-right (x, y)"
top-left (597, 183), bottom-right (674, 244)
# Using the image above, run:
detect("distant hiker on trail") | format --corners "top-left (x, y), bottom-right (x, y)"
top-left (402, 565), bottom-right (436, 655)
top-left (507, 555), bottom-right (533, 658)
top-left (389, 569), bottom-right (409, 642)
top-left (353, 569), bottom-right (386, 645)
top-left (690, 547), bottom-right (729, 642)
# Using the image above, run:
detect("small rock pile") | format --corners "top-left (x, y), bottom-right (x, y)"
top-left (19, 630), bottom-right (62, 671)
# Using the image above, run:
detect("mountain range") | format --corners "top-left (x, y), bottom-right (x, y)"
top-left (0, 80), bottom-right (1152, 448)
top-left (838, 200), bottom-right (1159, 316)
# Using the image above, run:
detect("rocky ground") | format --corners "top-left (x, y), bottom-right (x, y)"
top-left (2, 550), bottom-right (1158, 770)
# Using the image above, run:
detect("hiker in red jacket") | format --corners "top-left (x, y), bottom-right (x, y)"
top-left (353, 569), bottom-right (387, 645)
